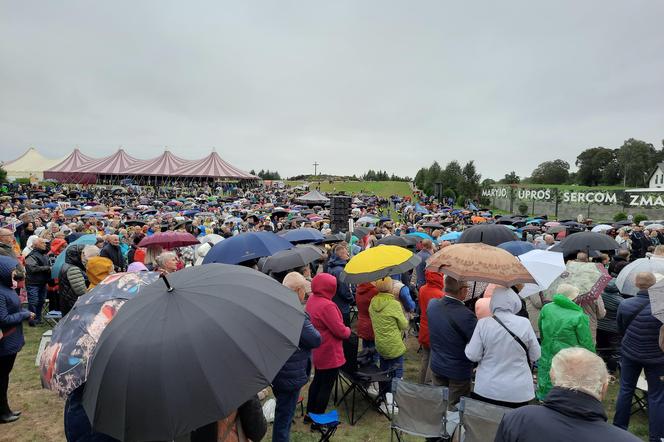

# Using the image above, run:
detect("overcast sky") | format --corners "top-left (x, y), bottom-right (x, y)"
top-left (1, 1), bottom-right (663, 180)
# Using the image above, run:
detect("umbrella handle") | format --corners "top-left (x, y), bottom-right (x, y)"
top-left (160, 273), bottom-right (174, 292)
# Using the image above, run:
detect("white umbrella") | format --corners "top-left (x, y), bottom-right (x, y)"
top-left (616, 256), bottom-right (664, 296)
top-left (645, 223), bottom-right (664, 230)
top-left (648, 278), bottom-right (664, 323)
top-left (199, 233), bottom-right (224, 245)
top-left (517, 250), bottom-right (566, 298)
top-left (591, 224), bottom-right (614, 233)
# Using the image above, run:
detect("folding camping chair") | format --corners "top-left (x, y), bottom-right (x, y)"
top-left (390, 379), bottom-right (458, 442)
top-left (452, 397), bottom-right (511, 442)
top-left (632, 370), bottom-right (649, 415)
top-left (309, 410), bottom-right (340, 442)
top-left (334, 332), bottom-right (394, 425)
top-left (42, 300), bottom-right (62, 327)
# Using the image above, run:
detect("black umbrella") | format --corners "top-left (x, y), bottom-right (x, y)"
top-left (459, 224), bottom-right (517, 246)
top-left (322, 233), bottom-right (346, 244)
top-left (421, 222), bottom-right (445, 229)
top-left (561, 221), bottom-right (587, 230)
top-left (350, 226), bottom-right (372, 240)
top-left (262, 244), bottom-right (324, 273)
top-left (376, 235), bottom-right (419, 248)
top-left (550, 231), bottom-right (619, 254)
top-left (82, 265), bottom-right (304, 442)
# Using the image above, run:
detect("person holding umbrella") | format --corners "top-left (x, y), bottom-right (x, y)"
top-left (613, 272), bottom-right (664, 441)
top-left (305, 273), bottom-right (351, 425)
top-left (326, 243), bottom-right (354, 326)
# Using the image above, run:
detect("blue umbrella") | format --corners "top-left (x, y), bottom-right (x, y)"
top-left (82, 212), bottom-right (106, 219)
top-left (407, 232), bottom-right (434, 241)
top-left (182, 209), bottom-right (200, 217)
top-left (497, 240), bottom-right (535, 256)
top-left (440, 231), bottom-right (462, 242)
top-left (202, 231), bottom-right (293, 265)
top-left (63, 209), bottom-right (81, 217)
top-left (279, 227), bottom-right (325, 244)
top-left (51, 234), bottom-right (98, 278)
top-left (45, 202), bottom-right (59, 209)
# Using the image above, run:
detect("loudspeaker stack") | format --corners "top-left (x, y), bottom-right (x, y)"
top-left (330, 196), bottom-right (352, 233)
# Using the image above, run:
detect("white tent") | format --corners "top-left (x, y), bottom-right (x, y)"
top-left (2, 148), bottom-right (65, 181)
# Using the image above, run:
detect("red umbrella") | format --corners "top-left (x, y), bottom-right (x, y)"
top-left (138, 231), bottom-right (199, 249)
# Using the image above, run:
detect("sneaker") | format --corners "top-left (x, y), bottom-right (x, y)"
top-left (366, 385), bottom-right (379, 398)
top-left (379, 402), bottom-right (398, 415)
top-left (0, 414), bottom-right (19, 424)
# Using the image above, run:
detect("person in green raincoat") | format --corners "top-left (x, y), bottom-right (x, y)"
top-left (369, 277), bottom-right (409, 399)
top-left (537, 283), bottom-right (595, 400)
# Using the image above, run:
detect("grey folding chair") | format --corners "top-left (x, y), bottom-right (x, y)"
top-left (390, 379), bottom-right (457, 442)
top-left (453, 397), bottom-right (511, 442)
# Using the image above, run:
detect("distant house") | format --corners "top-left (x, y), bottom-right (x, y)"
top-left (649, 163), bottom-right (664, 188)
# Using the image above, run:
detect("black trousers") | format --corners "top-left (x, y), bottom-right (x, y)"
top-left (306, 367), bottom-right (339, 415)
top-left (0, 353), bottom-right (17, 416)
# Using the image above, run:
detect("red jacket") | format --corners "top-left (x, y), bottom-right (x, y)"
top-left (305, 273), bottom-right (351, 370)
top-left (356, 283), bottom-right (378, 341)
top-left (418, 271), bottom-right (445, 348)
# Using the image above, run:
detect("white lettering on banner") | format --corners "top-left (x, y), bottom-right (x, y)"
top-left (629, 195), bottom-right (664, 207)
top-left (482, 188), bottom-right (508, 198)
top-left (484, 186), bottom-right (664, 207)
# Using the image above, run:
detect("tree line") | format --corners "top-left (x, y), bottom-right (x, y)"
top-left (491, 138), bottom-right (664, 188)
top-left (413, 160), bottom-right (481, 201)
top-left (250, 169), bottom-right (282, 180)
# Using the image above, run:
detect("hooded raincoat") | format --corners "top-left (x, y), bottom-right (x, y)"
top-left (465, 288), bottom-right (541, 403)
top-left (369, 292), bottom-right (409, 360)
top-left (537, 294), bottom-right (595, 399)
top-left (86, 256), bottom-right (114, 291)
top-left (355, 282), bottom-right (378, 341)
top-left (417, 271), bottom-right (444, 349)
top-left (59, 244), bottom-right (88, 316)
top-left (305, 273), bottom-right (350, 370)
top-left (0, 256), bottom-right (30, 357)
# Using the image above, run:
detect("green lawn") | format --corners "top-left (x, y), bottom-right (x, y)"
top-left (4, 323), bottom-right (649, 442)
top-left (286, 180), bottom-right (414, 199)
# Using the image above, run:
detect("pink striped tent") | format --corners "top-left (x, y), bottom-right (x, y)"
top-left (43, 148), bottom-right (258, 183)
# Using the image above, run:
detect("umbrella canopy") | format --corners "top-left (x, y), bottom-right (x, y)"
top-left (517, 250), bottom-right (566, 298)
top-left (340, 245), bottom-right (421, 284)
top-left (544, 221), bottom-right (560, 227)
top-left (322, 233), bottom-right (346, 244)
top-left (459, 224), bottom-right (517, 246)
top-left (549, 231), bottom-right (619, 254)
top-left (426, 243), bottom-right (535, 286)
top-left (615, 256), bottom-right (664, 296)
top-left (497, 240), bottom-right (535, 256)
top-left (521, 225), bottom-right (541, 233)
top-left (51, 234), bottom-right (98, 279)
top-left (375, 235), bottom-right (418, 248)
top-left (262, 245), bottom-right (324, 274)
top-left (82, 265), bottom-right (304, 442)
top-left (202, 231), bottom-right (292, 265)
top-left (138, 231), bottom-right (199, 249)
top-left (407, 231), bottom-right (434, 241)
top-left (591, 224), bottom-right (614, 233)
top-left (648, 278), bottom-right (664, 324)
top-left (471, 216), bottom-right (487, 224)
top-left (357, 216), bottom-right (380, 225)
top-left (546, 225), bottom-right (567, 234)
top-left (421, 222), bottom-right (444, 229)
top-left (198, 233), bottom-right (224, 245)
top-left (40, 272), bottom-right (160, 397)
top-left (645, 223), bottom-right (664, 231)
top-left (279, 227), bottom-right (325, 244)
top-left (350, 226), bottom-right (372, 240)
top-left (544, 261), bottom-right (612, 306)
top-left (439, 231), bottom-right (462, 242)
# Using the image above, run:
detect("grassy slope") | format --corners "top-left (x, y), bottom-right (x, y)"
top-left (5, 324), bottom-right (649, 442)
top-left (286, 181), bottom-right (414, 199)
top-left (509, 184), bottom-right (628, 191)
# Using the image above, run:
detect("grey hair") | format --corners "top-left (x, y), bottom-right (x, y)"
top-left (156, 251), bottom-right (177, 268)
top-left (82, 245), bottom-right (100, 260)
top-left (550, 347), bottom-right (608, 400)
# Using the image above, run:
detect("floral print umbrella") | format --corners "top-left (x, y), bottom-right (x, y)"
top-left (40, 271), bottom-right (160, 397)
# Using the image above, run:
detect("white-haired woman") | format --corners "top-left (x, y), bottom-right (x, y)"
top-left (155, 251), bottom-right (179, 274)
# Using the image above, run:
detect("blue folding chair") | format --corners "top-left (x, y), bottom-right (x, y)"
top-left (308, 410), bottom-right (340, 441)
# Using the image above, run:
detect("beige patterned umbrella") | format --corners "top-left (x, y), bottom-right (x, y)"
top-left (426, 243), bottom-right (536, 286)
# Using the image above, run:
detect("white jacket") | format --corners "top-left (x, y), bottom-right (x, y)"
top-left (465, 288), bottom-right (541, 403)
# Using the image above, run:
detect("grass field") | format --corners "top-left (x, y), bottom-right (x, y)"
top-left (510, 183), bottom-right (628, 191)
top-left (286, 180), bottom-right (414, 199)
top-left (4, 322), bottom-right (649, 442)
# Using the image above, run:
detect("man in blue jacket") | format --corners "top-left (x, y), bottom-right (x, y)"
top-left (428, 275), bottom-right (477, 408)
top-left (613, 272), bottom-right (664, 442)
top-left (271, 314), bottom-right (321, 442)
top-left (326, 244), bottom-right (354, 326)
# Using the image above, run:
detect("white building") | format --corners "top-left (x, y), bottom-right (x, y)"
top-left (648, 163), bottom-right (664, 188)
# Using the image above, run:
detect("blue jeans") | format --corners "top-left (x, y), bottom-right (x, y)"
top-left (27, 284), bottom-right (47, 322)
top-left (272, 388), bottom-right (300, 442)
top-left (613, 355), bottom-right (664, 442)
top-left (379, 355), bottom-right (404, 397)
top-left (65, 385), bottom-right (118, 441)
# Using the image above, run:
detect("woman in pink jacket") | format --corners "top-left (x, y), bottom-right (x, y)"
top-left (305, 273), bottom-right (351, 421)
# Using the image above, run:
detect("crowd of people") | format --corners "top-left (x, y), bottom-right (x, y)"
top-left (0, 181), bottom-right (662, 441)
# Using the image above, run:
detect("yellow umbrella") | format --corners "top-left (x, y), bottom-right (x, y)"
top-left (339, 245), bottom-right (421, 284)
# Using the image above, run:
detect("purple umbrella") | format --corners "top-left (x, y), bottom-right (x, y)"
top-left (138, 231), bottom-right (199, 249)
